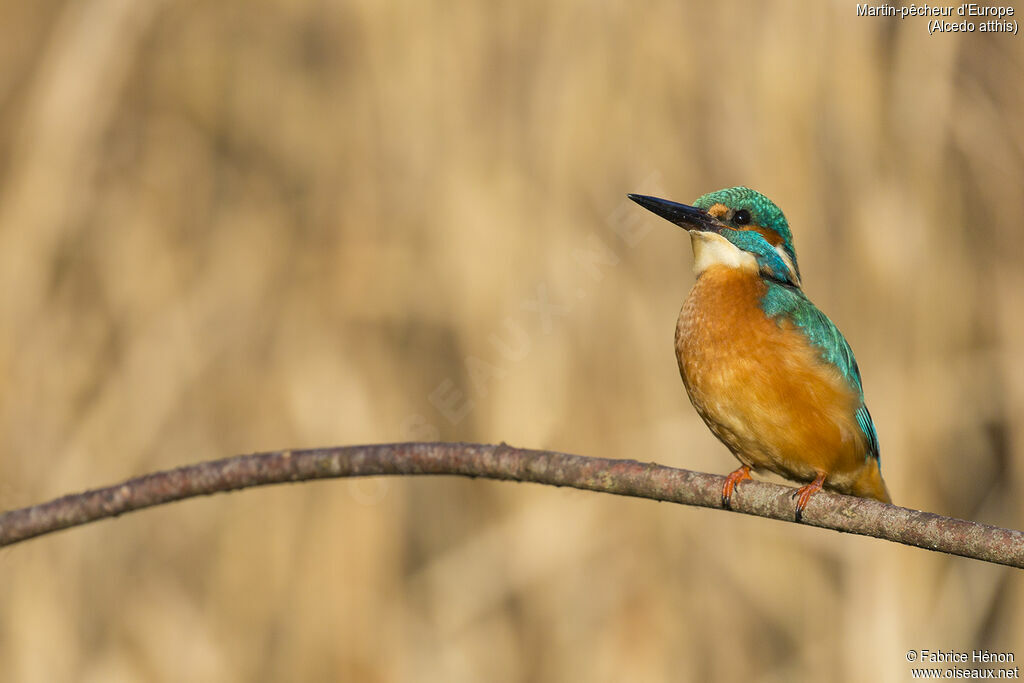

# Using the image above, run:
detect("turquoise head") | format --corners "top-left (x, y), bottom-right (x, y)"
top-left (628, 187), bottom-right (801, 287)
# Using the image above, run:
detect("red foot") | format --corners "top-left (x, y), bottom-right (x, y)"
top-left (721, 465), bottom-right (752, 509)
top-left (793, 472), bottom-right (827, 523)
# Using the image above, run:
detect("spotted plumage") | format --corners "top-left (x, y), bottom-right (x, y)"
top-left (629, 187), bottom-right (890, 520)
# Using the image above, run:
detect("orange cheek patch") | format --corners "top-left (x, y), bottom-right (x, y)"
top-left (751, 226), bottom-right (785, 248)
top-left (708, 203), bottom-right (785, 248)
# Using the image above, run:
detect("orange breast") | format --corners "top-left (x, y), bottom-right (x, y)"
top-left (676, 265), bottom-right (870, 489)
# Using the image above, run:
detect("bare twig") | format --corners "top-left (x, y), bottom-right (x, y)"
top-left (0, 442), bottom-right (1020, 568)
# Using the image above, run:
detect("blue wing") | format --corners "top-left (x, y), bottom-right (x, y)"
top-left (760, 282), bottom-right (880, 461)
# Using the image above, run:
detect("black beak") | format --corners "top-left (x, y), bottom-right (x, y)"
top-left (627, 194), bottom-right (721, 233)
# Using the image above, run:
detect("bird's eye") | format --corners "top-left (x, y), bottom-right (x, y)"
top-left (733, 209), bottom-right (751, 226)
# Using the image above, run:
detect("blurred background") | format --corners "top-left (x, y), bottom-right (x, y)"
top-left (0, 0), bottom-right (1022, 681)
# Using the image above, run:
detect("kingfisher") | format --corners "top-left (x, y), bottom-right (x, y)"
top-left (628, 187), bottom-right (891, 521)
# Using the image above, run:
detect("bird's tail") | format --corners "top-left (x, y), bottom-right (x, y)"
top-left (851, 461), bottom-right (892, 505)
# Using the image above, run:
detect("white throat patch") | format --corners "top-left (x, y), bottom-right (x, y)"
top-left (689, 231), bottom-right (758, 275)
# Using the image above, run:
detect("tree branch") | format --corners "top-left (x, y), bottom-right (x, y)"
top-left (0, 442), bottom-right (1020, 568)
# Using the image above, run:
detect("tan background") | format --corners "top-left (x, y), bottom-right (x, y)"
top-left (1, 1), bottom-right (1022, 681)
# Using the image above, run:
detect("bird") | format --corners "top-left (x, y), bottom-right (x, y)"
top-left (628, 186), bottom-right (891, 521)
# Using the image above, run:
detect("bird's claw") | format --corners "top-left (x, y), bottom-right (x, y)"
top-left (793, 472), bottom-right (827, 523)
top-left (721, 465), bottom-right (753, 510)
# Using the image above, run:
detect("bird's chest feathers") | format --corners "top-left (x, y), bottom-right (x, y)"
top-left (675, 266), bottom-right (777, 394)
top-left (675, 265), bottom-right (860, 469)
